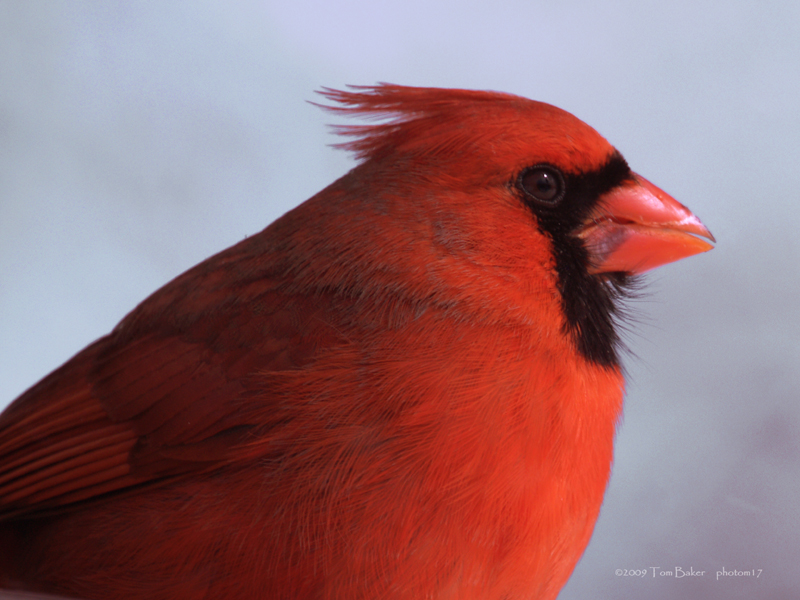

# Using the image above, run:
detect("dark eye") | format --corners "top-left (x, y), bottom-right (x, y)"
top-left (518, 165), bottom-right (565, 205)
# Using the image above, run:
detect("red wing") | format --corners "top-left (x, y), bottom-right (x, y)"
top-left (0, 238), bottom-right (342, 521)
top-left (0, 338), bottom-right (139, 519)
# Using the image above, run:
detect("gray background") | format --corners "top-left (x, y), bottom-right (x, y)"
top-left (1, 1), bottom-right (797, 598)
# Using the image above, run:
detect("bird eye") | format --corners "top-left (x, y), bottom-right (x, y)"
top-left (518, 166), bottom-right (565, 205)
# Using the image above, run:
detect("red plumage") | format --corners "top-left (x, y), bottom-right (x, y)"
top-left (0, 85), bottom-right (713, 599)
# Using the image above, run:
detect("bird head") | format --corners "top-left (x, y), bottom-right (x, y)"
top-left (308, 84), bottom-right (714, 366)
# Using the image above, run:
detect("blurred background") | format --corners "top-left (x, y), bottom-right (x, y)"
top-left (1, 1), bottom-right (797, 598)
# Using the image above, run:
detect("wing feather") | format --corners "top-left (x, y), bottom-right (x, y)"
top-left (0, 234), bottom-right (344, 521)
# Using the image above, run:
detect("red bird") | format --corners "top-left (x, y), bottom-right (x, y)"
top-left (0, 85), bottom-right (713, 600)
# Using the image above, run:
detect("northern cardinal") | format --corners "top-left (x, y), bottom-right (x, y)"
top-left (0, 85), bottom-right (713, 600)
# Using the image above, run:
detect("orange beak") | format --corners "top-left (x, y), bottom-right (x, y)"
top-left (577, 174), bottom-right (715, 274)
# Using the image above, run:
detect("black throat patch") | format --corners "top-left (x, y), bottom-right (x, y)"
top-left (521, 152), bottom-right (636, 368)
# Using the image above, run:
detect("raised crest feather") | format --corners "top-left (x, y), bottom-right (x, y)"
top-left (314, 84), bottom-right (523, 161)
